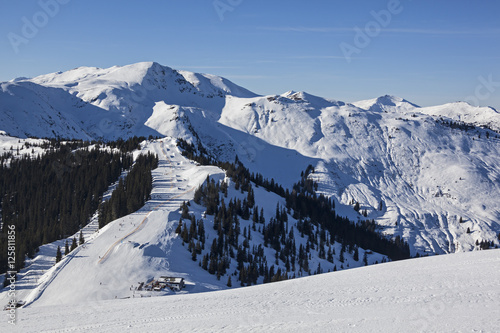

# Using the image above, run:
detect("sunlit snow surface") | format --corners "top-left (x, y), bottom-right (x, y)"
top-left (0, 138), bottom-right (385, 309)
top-left (0, 138), bottom-right (498, 332)
top-left (3, 249), bottom-right (499, 332)
top-left (0, 65), bottom-right (499, 331)
top-left (1, 62), bottom-right (499, 255)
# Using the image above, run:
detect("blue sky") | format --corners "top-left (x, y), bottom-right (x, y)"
top-left (1, 0), bottom-right (499, 109)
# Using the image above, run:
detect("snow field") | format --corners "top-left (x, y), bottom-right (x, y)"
top-left (3, 249), bottom-right (499, 332)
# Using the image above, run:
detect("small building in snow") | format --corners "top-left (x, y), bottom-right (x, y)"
top-left (157, 276), bottom-right (185, 291)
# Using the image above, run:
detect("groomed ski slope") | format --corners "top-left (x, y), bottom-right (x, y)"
top-left (15, 138), bottom-right (226, 308)
top-left (5, 249), bottom-right (499, 332)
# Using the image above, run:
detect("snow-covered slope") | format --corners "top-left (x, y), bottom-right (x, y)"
top-left (1, 62), bottom-right (500, 256)
top-left (11, 138), bottom-right (227, 308)
top-left (0, 62), bottom-right (256, 139)
top-left (419, 101), bottom-right (500, 132)
top-left (352, 95), bottom-right (419, 113)
top-left (0, 138), bottom-right (385, 311)
top-left (200, 92), bottom-right (500, 255)
top-left (5, 249), bottom-right (499, 332)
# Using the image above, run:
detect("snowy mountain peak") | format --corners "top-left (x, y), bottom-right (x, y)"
top-left (419, 101), bottom-right (500, 131)
top-left (352, 95), bottom-right (420, 113)
top-left (281, 90), bottom-right (345, 108)
top-left (10, 77), bottom-right (31, 82)
top-left (444, 101), bottom-right (499, 114)
top-left (282, 90), bottom-right (297, 97)
top-left (26, 61), bottom-right (257, 100)
top-left (0, 63), bottom-right (499, 258)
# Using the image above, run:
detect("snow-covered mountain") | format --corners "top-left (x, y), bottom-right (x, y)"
top-left (0, 62), bottom-right (256, 140)
top-left (1, 62), bottom-right (499, 257)
top-left (419, 101), bottom-right (500, 132)
top-left (351, 94), bottom-right (420, 113)
top-left (0, 138), bottom-right (386, 311)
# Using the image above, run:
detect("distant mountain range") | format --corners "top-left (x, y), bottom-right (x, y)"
top-left (1, 61), bottom-right (499, 255)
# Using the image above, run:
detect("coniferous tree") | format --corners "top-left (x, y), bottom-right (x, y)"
top-left (70, 237), bottom-right (77, 251)
top-left (339, 247), bottom-right (345, 263)
top-left (227, 275), bottom-right (232, 287)
top-left (259, 208), bottom-right (265, 224)
top-left (173, 140), bottom-right (414, 286)
top-left (175, 219), bottom-right (182, 234)
top-left (202, 254), bottom-right (209, 271)
top-left (181, 201), bottom-right (190, 219)
top-left (303, 256), bottom-right (309, 273)
top-left (353, 246), bottom-right (359, 261)
top-left (0, 140), bottom-right (137, 273)
top-left (193, 186), bottom-right (203, 204)
top-left (191, 247), bottom-right (197, 261)
top-left (64, 240), bottom-right (70, 255)
top-left (55, 246), bottom-right (62, 264)
top-left (79, 231), bottom-right (85, 245)
top-left (247, 186), bottom-right (255, 208)
top-left (327, 246), bottom-right (333, 263)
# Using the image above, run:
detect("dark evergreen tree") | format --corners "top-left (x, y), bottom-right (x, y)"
top-left (0, 140), bottom-right (136, 273)
top-left (175, 219), bottom-right (182, 234)
top-left (173, 140), bottom-right (414, 287)
top-left (79, 231), bottom-right (85, 246)
top-left (191, 247), bottom-right (197, 261)
top-left (339, 247), bottom-right (345, 263)
top-left (70, 237), bottom-right (77, 251)
top-left (353, 245), bottom-right (359, 261)
top-left (55, 246), bottom-right (62, 264)
top-left (98, 151), bottom-right (158, 228)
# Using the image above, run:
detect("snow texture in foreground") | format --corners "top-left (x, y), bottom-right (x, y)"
top-left (3, 249), bottom-right (499, 332)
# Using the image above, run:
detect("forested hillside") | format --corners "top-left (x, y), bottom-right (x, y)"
top-left (175, 140), bottom-right (410, 286)
top-left (99, 152), bottom-right (159, 228)
top-left (0, 137), bottom-right (157, 281)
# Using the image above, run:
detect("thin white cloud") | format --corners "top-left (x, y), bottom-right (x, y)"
top-left (382, 28), bottom-right (500, 35)
top-left (289, 55), bottom-right (347, 60)
top-left (258, 26), bottom-right (352, 33)
top-left (258, 26), bottom-right (500, 35)
top-left (173, 66), bottom-right (241, 70)
top-left (225, 75), bottom-right (270, 80)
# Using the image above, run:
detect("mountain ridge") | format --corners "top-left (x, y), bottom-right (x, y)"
top-left (1, 61), bottom-right (499, 256)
